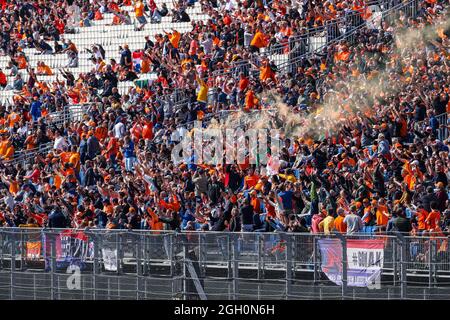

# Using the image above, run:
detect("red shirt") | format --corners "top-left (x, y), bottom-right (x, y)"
top-left (106, 137), bottom-right (119, 157)
top-left (142, 122), bottom-right (154, 140)
top-left (0, 71), bottom-right (6, 85)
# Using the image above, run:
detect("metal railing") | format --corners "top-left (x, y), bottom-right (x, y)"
top-left (1, 228), bottom-right (450, 300)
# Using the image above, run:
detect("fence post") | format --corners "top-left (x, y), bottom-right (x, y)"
top-left (393, 239), bottom-right (397, 286)
top-left (257, 233), bottom-right (261, 281)
top-left (182, 234), bottom-right (188, 300)
top-left (116, 232), bottom-right (122, 275)
top-left (0, 229), bottom-right (3, 270)
top-left (397, 234), bottom-right (407, 299)
top-left (198, 233), bottom-right (205, 278)
top-left (50, 231), bottom-right (57, 300)
top-left (334, 233), bottom-right (348, 299)
top-left (285, 234), bottom-right (293, 300)
top-left (169, 233), bottom-right (174, 277)
top-left (92, 232), bottom-right (99, 300)
top-left (313, 236), bottom-right (318, 285)
top-left (19, 229), bottom-right (24, 271)
top-left (232, 234), bottom-right (239, 300)
top-left (227, 234), bottom-right (232, 297)
top-left (429, 240), bottom-right (435, 289)
top-left (10, 231), bottom-right (16, 300)
top-left (136, 233), bottom-right (143, 300)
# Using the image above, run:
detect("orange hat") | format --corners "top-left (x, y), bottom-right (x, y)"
top-left (88, 130), bottom-right (94, 136)
top-left (371, 199), bottom-right (378, 205)
top-left (355, 201), bottom-right (362, 208)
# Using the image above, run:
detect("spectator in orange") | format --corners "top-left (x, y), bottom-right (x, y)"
top-left (36, 61), bottom-right (53, 75)
top-left (244, 89), bottom-right (259, 111)
top-left (426, 202), bottom-right (441, 232)
top-left (250, 28), bottom-right (268, 52)
top-left (334, 208), bottom-right (347, 233)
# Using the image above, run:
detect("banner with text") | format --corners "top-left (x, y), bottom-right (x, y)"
top-left (43, 230), bottom-right (94, 270)
top-left (318, 238), bottom-right (384, 287)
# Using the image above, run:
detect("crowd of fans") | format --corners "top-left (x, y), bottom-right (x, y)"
top-left (0, 0), bottom-right (448, 242)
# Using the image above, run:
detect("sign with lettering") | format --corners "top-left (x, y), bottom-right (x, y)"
top-left (43, 230), bottom-right (94, 270)
top-left (318, 238), bottom-right (384, 288)
top-left (26, 242), bottom-right (41, 260)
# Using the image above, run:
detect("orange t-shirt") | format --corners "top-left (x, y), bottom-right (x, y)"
top-left (376, 205), bottom-right (389, 226)
top-left (250, 31), bottom-right (268, 48)
top-left (135, 1), bottom-right (144, 17)
top-left (426, 210), bottom-right (441, 230)
top-left (7, 112), bottom-right (20, 128)
top-left (334, 215), bottom-right (347, 233)
top-left (416, 208), bottom-right (428, 230)
top-left (260, 65), bottom-right (274, 82)
top-left (3, 145), bottom-right (14, 160)
top-left (169, 30), bottom-right (181, 49)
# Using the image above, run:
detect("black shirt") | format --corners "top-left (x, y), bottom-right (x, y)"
top-left (240, 204), bottom-right (254, 225)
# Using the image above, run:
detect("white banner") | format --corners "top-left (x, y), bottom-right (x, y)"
top-left (102, 248), bottom-right (118, 272)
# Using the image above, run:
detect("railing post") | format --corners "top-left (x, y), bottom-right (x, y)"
top-left (169, 233), bottom-right (174, 277)
top-left (0, 229), bottom-right (3, 270)
top-left (50, 231), bottom-right (57, 300)
top-left (116, 232), bottom-right (122, 275)
top-left (198, 233), bottom-right (205, 278)
top-left (10, 231), bottom-right (16, 300)
top-left (227, 234), bottom-right (232, 288)
top-left (182, 234), bottom-right (188, 300)
top-left (397, 234), bottom-right (407, 299)
top-left (285, 234), bottom-right (293, 300)
top-left (257, 233), bottom-right (263, 281)
top-left (334, 232), bottom-right (348, 299)
top-left (429, 239), bottom-right (435, 289)
top-left (92, 232), bottom-right (99, 300)
top-left (232, 233), bottom-right (239, 300)
top-left (136, 232), bottom-right (143, 300)
top-left (313, 236), bottom-right (318, 285)
top-left (393, 238), bottom-right (397, 286)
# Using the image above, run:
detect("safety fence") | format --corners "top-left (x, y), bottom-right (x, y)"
top-left (1, 229), bottom-right (450, 300)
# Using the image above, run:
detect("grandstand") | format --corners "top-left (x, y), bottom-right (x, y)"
top-left (0, 0), bottom-right (450, 301)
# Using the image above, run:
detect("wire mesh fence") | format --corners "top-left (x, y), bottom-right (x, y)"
top-left (1, 228), bottom-right (450, 300)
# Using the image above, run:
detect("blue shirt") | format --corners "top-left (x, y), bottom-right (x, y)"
top-left (123, 140), bottom-right (135, 158)
top-left (30, 100), bottom-right (42, 118)
top-left (278, 190), bottom-right (293, 210)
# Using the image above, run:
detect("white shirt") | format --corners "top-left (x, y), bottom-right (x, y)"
top-left (201, 38), bottom-right (213, 55)
top-left (114, 122), bottom-right (125, 138)
top-left (54, 136), bottom-right (68, 151)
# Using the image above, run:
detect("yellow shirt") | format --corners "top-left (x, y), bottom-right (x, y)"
top-left (319, 216), bottom-right (335, 235)
top-left (197, 77), bottom-right (208, 103)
